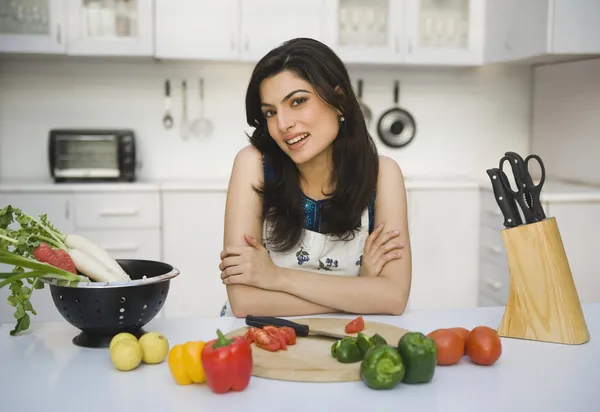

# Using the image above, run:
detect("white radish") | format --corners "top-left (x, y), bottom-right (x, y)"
top-left (64, 234), bottom-right (131, 281)
top-left (68, 249), bottom-right (123, 283)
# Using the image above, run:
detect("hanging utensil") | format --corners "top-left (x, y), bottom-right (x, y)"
top-left (376, 80), bottom-right (416, 148)
top-left (190, 78), bottom-right (214, 138)
top-left (357, 78), bottom-right (372, 127)
top-left (181, 80), bottom-right (190, 140)
top-left (162, 79), bottom-right (173, 129)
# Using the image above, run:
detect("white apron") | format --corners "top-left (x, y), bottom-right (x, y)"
top-left (219, 207), bottom-right (371, 316)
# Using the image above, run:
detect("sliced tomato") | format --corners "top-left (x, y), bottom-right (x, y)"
top-left (279, 326), bottom-right (297, 345)
top-left (243, 328), bottom-right (255, 344)
top-left (254, 329), bottom-right (280, 352)
top-left (345, 316), bottom-right (365, 333)
top-left (263, 326), bottom-right (287, 350)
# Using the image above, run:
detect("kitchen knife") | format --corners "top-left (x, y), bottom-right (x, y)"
top-left (245, 315), bottom-right (348, 340)
top-left (486, 168), bottom-right (523, 228)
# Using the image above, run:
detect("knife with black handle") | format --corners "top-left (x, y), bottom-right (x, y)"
top-left (245, 315), bottom-right (348, 339)
top-left (486, 168), bottom-right (523, 228)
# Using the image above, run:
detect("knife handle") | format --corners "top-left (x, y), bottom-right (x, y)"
top-left (245, 315), bottom-right (310, 337)
top-left (486, 168), bottom-right (523, 227)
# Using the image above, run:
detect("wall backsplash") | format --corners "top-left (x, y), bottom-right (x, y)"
top-left (0, 56), bottom-right (532, 182)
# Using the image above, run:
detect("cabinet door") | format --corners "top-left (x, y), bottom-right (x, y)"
top-left (546, 202), bottom-right (600, 303)
top-left (551, 0), bottom-right (600, 54)
top-left (154, 0), bottom-right (240, 60)
top-left (0, 192), bottom-right (74, 325)
top-left (239, 0), bottom-right (326, 62)
top-left (160, 191), bottom-right (228, 318)
top-left (404, 0), bottom-right (485, 66)
top-left (324, 0), bottom-right (404, 64)
top-left (0, 0), bottom-right (67, 53)
top-left (407, 188), bottom-right (480, 310)
top-left (66, 0), bottom-right (154, 56)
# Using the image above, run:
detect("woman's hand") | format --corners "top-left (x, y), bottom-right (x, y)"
top-left (219, 234), bottom-right (279, 290)
top-left (359, 223), bottom-right (405, 278)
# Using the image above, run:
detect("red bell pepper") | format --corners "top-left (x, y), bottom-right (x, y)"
top-left (201, 329), bottom-right (253, 394)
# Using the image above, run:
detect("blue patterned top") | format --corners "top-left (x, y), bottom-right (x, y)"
top-left (262, 155), bottom-right (375, 234)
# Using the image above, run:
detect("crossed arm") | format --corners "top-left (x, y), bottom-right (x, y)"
top-left (221, 145), bottom-right (412, 318)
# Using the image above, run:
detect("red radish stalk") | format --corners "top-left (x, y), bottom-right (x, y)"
top-left (64, 234), bottom-right (131, 281)
top-left (68, 249), bottom-right (123, 282)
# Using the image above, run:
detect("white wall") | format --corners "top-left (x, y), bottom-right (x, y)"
top-left (0, 56), bottom-right (533, 181)
top-left (531, 57), bottom-right (600, 185)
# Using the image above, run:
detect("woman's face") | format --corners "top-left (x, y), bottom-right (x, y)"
top-left (259, 70), bottom-right (341, 165)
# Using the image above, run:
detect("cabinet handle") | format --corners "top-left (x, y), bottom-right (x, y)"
top-left (485, 245), bottom-right (503, 255)
top-left (56, 24), bottom-right (62, 44)
top-left (407, 37), bottom-right (413, 54)
top-left (245, 35), bottom-right (249, 51)
top-left (65, 200), bottom-right (70, 219)
top-left (98, 209), bottom-right (140, 217)
top-left (101, 244), bottom-right (139, 252)
top-left (484, 278), bottom-right (502, 291)
top-left (231, 32), bottom-right (235, 50)
top-left (395, 36), bottom-right (399, 53)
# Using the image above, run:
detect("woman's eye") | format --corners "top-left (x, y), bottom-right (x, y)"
top-left (263, 110), bottom-right (275, 118)
top-left (292, 97), bottom-right (307, 106)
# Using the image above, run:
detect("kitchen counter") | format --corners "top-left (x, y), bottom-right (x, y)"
top-left (0, 303), bottom-right (598, 412)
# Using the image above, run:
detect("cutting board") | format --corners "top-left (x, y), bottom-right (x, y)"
top-left (224, 317), bottom-right (410, 382)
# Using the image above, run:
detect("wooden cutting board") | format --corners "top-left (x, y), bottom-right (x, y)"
top-left (224, 317), bottom-right (410, 382)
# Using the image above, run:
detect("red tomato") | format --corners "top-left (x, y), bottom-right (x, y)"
top-left (253, 329), bottom-right (280, 352)
top-left (450, 327), bottom-right (471, 354)
top-left (278, 326), bottom-right (297, 345)
top-left (345, 316), bottom-right (365, 333)
top-left (263, 326), bottom-right (287, 350)
top-left (427, 328), bottom-right (465, 366)
top-left (466, 326), bottom-right (502, 366)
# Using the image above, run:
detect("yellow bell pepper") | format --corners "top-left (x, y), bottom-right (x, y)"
top-left (167, 340), bottom-right (206, 385)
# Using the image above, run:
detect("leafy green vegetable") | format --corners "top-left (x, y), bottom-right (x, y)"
top-left (0, 206), bottom-right (86, 335)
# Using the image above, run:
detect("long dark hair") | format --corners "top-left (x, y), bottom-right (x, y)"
top-left (245, 38), bottom-right (379, 253)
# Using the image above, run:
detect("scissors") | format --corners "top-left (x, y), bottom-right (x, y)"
top-left (499, 151), bottom-right (547, 224)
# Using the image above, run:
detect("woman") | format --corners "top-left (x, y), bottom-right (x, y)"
top-left (219, 38), bottom-right (411, 318)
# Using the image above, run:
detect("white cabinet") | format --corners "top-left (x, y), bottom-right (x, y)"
top-left (239, 0), bottom-right (327, 62)
top-left (484, 0), bottom-right (600, 64)
top-left (154, 0), bottom-right (240, 61)
top-left (0, 192), bottom-right (74, 325)
top-left (404, 0), bottom-right (485, 66)
top-left (406, 187), bottom-right (481, 311)
top-left (160, 190), bottom-right (228, 318)
top-left (0, 0), bottom-right (67, 54)
top-left (478, 186), bottom-right (600, 307)
top-left (66, 0), bottom-right (154, 56)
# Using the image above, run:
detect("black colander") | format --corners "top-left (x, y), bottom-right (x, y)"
top-left (43, 259), bottom-right (179, 349)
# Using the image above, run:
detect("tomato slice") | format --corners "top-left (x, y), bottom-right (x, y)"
top-left (279, 326), bottom-right (297, 345)
top-left (243, 328), bottom-right (255, 344)
top-left (345, 316), bottom-right (365, 333)
top-left (254, 329), bottom-right (280, 352)
top-left (263, 326), bottom-right (287, 350)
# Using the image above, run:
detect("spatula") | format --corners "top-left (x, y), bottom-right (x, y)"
top-left (245, 315), bottom-right (348, 340)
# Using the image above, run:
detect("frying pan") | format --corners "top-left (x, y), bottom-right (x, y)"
top-left (356, 79), bottom-right (372, 126)
top-left (377, 80), bottom-right (416, 148)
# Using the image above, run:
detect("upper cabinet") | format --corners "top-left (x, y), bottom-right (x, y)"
top-left (484, 0), bottom-right (600, 64)
top-left (2, 0), bottom-right (599, 66)
top-left (403, 0), bottom-right (485, 66)
top-left (154, 0), bottom-right (239, 61)
top-left (66, 0), bottom-right (153, 56)
top-left (0, 0), bottom-right (67, 53)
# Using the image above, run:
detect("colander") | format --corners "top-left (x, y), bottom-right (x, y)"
top-left (42, 259), bottom-right (179, 348)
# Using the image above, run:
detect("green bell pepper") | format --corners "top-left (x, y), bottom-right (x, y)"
top-left (360, 345), bottom-right (405, 390)
top-left (357, 332), bottom-right (376, 355)
top-left (371, 333), bottom-right (387, 346)
top-left (397, 332), bottom-right (437, 384)
top-left (331, 337), bottom-right (363, 363)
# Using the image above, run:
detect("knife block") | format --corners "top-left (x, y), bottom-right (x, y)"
top-left (497, 217), bottom-right (590, 345)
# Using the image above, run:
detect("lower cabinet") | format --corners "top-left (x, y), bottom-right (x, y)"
top-left (407, 187), bottom-right (481, 311)
top-left (160, 190), bottom-right (229, 319)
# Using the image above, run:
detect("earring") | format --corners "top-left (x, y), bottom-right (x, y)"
top-left (340, 116), bottom-right (345, 122)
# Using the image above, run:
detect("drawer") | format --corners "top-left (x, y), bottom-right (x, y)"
top-left (479, 225), bottom-right (508, 268)
top-left (76, 229), bottom-right (162, 261)
top-left (479, 258), bottom-right (510, 305)
top-left (74, 192), bottom-right (160, 229)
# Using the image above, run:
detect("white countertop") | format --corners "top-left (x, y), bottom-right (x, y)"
top-left (0, 303), bottom-right (598, 412)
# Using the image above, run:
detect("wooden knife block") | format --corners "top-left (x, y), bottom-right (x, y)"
top-left (497, 217), bottom-right (590, 345)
